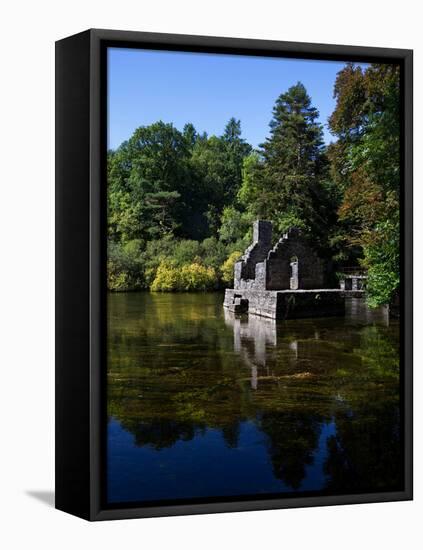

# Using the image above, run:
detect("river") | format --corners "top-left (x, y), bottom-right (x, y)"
top-left (107, 292), bottom-right (402, 504)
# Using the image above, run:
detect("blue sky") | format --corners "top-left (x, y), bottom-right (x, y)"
top-left (108, 48), bottom-right (350, 150)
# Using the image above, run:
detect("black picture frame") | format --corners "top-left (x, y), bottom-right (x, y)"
top-left (55, 28), bottom-right (413, 521)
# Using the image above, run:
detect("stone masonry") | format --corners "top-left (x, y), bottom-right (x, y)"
top-left (224, 220), bottom-right (345, 319)
top-left (234, 222), bottom-right (325, 291)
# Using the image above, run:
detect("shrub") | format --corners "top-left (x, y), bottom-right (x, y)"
top-left (139, 237), bottom-right (175, 287)
top-left (107, 260), bottom-right (133, 291)
top-left (107, 239), bottom-right (144, 291)
top-left (150, 261), bottom-right (180, 292)
top-left (151, 261), bottom-right (216, 292)
top-left (200, 237), bottom-right (227, 270)
top-left (220, 251), bottom-right (242, 286)
top-left (180, 263), bottom-right (216, 291)
top-left (218, 206), bottom-right (252, 244)
top-left (362, 218), bottom-right (400, 307)
top-left (172, 240), bottom-right (202, 266)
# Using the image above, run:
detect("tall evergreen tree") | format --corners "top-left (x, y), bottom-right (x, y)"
top-left (239, 82), bottom-right (335, 249)
top-left (183, 122), bottom-right (198, 149)
top-left (222, 118), bottom-right (252, 203)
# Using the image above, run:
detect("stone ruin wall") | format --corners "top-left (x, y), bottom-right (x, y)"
top-left (265, 229), bottom-right (325, 290)
top-left (234, 223), bottom-right (325, 291)
top-left (234, 220), bottom-right (272, 290)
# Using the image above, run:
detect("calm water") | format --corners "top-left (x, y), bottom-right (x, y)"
top-left (107, 292), bottom-right (402, 504)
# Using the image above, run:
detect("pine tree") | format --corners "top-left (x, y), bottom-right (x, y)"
top-left (239, 82), bottom-right (334, 247)
top-left (222, 118), bottom-right (252, 203)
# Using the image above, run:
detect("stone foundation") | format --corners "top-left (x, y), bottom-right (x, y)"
top-left (224, 289), bottom-right (347, 320)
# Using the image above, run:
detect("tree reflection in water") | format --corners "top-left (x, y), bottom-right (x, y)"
top-left (107, 293), bottom-right (401, 503)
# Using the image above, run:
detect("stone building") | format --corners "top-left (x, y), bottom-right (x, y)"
top-left (224, 220), bottom-right (345, 319)
top-left (234, 220), bottom-right (325, 291)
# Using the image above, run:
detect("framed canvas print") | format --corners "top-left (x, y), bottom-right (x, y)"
top-left (55, 29), bottom-right (413, 521)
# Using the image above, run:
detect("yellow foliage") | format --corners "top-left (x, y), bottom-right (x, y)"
top-left (107, 259), bottom-right (132, 291)
top-left (180, 263), bottom-right (215, 291)
top-left (151, 261), bottom-right (216, 292)
top-left (220, 251), bottom-right (242, 285)
top-left (150, 262), bottom-right (180, 292)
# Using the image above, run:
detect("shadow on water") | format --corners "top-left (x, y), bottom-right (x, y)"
top-left (107, 293), bottom-right (402, 503)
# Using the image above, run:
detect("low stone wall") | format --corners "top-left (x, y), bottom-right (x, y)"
top-left (275, 290), bottom-right (345, 319)
top-left (224, 288), bottom-right (279, 318)
top-left (224, 288), bottom-right (346, 319)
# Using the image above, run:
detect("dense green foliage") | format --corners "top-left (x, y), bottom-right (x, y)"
top-left (107, 117), bottom-right (251, 291)
top-left (151, 262), bottom-right (216, 292)
top-left (328, 63), bottom-right (400, 306)
top-left (107, 64), bottom-right (400, 305)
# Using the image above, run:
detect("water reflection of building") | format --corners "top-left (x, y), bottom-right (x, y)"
top-left (224, 310), bottom-right (327, 489)
top-left (346, 297), bottom-right (389, 327)
top-left (224, 308), bottom-right (277, 389)
top-left (224, 297), bottom-right (391, 392)
top-left (223, 308), bottom-right (322, 390)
